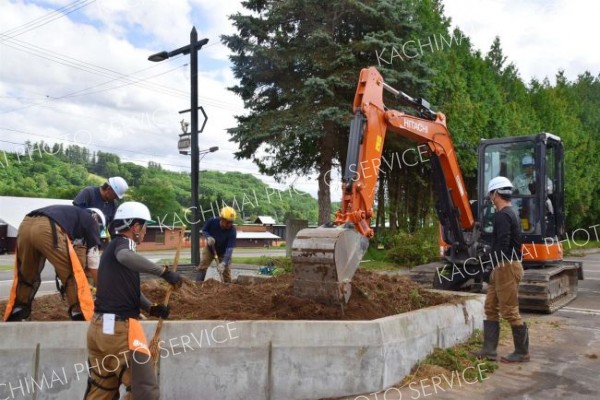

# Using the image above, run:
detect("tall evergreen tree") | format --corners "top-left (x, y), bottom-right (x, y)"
top-left (223, 0), bottom-right (431, 223)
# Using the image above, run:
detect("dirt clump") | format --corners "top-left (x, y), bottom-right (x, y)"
top-left (2, 270), bottom-right (455, 321)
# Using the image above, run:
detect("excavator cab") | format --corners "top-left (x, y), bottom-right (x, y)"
top-left (478, 133), bottom-right (581, 312)
top-left (478, 133), bottom-right (565, 263)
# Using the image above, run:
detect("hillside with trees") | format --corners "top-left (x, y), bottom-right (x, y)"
top-left (0, 141), bottom-right (319, 225)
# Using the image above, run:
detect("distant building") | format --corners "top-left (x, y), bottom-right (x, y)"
top-left (0, 196), bottom-right (72, 253)
top-left (0, 198), bottom-right (286, 253)
top-left (254, 216), bottom-right (276, 225)
top-left (235, 230), bottom-right (281, 248)
top-left (137, 223), bottom-right (282, 251)
top-left (253, 215), bottom-right (286, 240)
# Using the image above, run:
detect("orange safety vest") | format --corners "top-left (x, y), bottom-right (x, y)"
top-left (3, 237), bottom-right (95, 321)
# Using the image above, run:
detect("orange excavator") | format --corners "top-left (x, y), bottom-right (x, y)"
top-left (292, 66), bottom-right (582, 313)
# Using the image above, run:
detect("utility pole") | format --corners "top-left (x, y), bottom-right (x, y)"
top-left (149, 27), bottom-right (209, 265)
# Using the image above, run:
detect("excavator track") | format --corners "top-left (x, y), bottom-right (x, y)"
top-left (292, 227), bottom-right (369, 304)
top-left (518, 261), bottom-right (581, 313)
top-left (409, 260), bottom-right (582, 313)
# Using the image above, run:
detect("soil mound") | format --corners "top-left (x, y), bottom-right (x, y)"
top-left (2, 270), bottom-right (454, 321)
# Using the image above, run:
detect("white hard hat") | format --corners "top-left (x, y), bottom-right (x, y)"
top-left (87, 208), bottom-right (106, 228)
top-left (488, 176), bottom-right (514, 194)
top-left (107, 177), bottom-right (129, 199)
top-left (521, 155), bottom-right (534, 166)
top-left (113, 201), bottom-right (153, 232)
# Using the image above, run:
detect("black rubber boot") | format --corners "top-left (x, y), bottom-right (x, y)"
top-left (70, 312), bottom-right (85, 321)
top-left (471, 320), bottom-right (500, 361)
top-left (6, 306), bottom-right (31, 322)
top-left (501, 323), bottom-right (530, 363)
top-left (195, 269), bottom-right (207, 282)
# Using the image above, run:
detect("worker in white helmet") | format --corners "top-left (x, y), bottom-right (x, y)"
top-left (85, 201), bottom-right (181, 400)
top-left (196, 206), bottom-right (238, 283)
top-left (512, 155), bottom-right (554, 232)
top-left (513, 155), bottom-right (553, 195)
top-left (473, 176), bottom-right (529, 364)
top-left (73, 176), bottom-right (129, 235)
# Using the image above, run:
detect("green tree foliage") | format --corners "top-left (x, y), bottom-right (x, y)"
top-left (222, 0), bottom-right (430, 224)
top-left (0, 142), bottom-right (319, 225)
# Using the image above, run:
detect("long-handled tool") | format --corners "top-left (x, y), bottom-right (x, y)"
top-left (209, 241), bottom-right (226, 283)
top-left (200, 231), bottom-right (225, 283)
top-left (149, 225), bottom-right (185, 366)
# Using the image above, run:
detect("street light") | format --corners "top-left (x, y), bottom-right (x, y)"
top-left (148, 27), bottom-right (209, 266)
top-left (199, 146), bottom-right (219, 156)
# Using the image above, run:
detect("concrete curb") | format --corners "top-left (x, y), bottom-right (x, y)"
top-left (0, 294), bottom-right (484, 400)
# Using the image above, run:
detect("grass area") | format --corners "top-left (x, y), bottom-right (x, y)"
top-left (396, 318), bottom-right (536, 389)
top-left (0, 264), bottom-right (13, 271)
top-left (563, 240), bottom-right (600, 256)
top-left (359, 247), bottom-right (400, 271)
top-left (399, 329), bottom-right (499, 389)
top-left (159, 248), bottom-right (401, 272)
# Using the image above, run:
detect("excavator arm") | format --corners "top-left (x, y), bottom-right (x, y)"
top-left (337, 67), bottom-right (474, 241)
top-left (292, 67), bottom-right (475, 304)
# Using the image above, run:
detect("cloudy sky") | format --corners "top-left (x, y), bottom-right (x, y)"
top-left (1, 0), bottom-right (599, 201)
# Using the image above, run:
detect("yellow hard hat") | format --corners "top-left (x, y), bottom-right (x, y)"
top-left (220, 206), bottom-right (236, 221)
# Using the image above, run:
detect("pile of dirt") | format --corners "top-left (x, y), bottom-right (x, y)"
top-left (3, 270), bottom-right (456, 321)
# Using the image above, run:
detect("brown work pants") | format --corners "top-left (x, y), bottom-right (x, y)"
top-left (485, 261), bottom-right (524, 326)
top-left (85, 317), bottom-right (159, 400)
top-left (14, 216), bottom-right (88, 315)
top-left (197, 246), bottom-right (231, 282)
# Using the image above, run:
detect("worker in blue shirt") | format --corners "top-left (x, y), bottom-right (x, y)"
top-left (196, 206), bottom-right (237, 283)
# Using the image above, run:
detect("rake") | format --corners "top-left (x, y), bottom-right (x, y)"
top-left (149, 225), bottom-right (185, 367)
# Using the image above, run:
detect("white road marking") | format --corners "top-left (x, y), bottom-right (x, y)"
top-left (560, 307), bottom-right (600, 316)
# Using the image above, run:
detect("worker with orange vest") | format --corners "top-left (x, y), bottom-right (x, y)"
top-left (196, 206), bottom-right (237, 283)
top-left (3, 205), bottom-right (105, 321)
top-left (85, 201), bottom-right (181, 399)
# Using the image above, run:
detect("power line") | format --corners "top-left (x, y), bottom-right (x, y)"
top-left (0, 0), bottom-right (96, 42)
top-left (1, 36), bottom-right (244, 114)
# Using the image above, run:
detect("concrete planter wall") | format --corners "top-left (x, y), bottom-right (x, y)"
top-left (0, 294), bottom-right (484, 400)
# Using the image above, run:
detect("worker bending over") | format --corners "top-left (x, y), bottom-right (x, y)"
top-left (473, 177), bottom-right (530, 363)
top-left (196, 206), bottom-right (237, 283)
top-left (73, 176), bottom-right (129, 236)
top-left (3, 205), bottom-right (105, 321)
top-left (85, 201), bottom-right (181, 400)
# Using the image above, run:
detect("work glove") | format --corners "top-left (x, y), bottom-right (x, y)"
top-left (217, 262), bottom-right (226, 274)
top-left (206, 236), bottom-right (215, 247)
top-left (86, 246), bottom-right (100, 270)
top-left (161, 268), bottom-right (182, 288)
top-left (149, 303), bottom-right (170, 319)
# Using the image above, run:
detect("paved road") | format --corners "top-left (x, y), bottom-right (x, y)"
top-left (340, 251), bottom-right (600, 400)
top-left (0, 247), bottom-right (285, 300)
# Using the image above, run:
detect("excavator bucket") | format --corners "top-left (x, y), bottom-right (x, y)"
top-left (292, 227), bottom-right (369, 304)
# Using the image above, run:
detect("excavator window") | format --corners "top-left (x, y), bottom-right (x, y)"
top-left (481, 141), bottom-right (540, 235)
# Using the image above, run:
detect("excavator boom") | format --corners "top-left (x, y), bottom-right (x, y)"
top-left (292, 67), bottom-right (474, 304)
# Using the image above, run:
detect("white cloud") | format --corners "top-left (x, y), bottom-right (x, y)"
top-left (4, 0), bottom-right (599, 207)
top-left (442, 0), bottom-right (600, 82)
